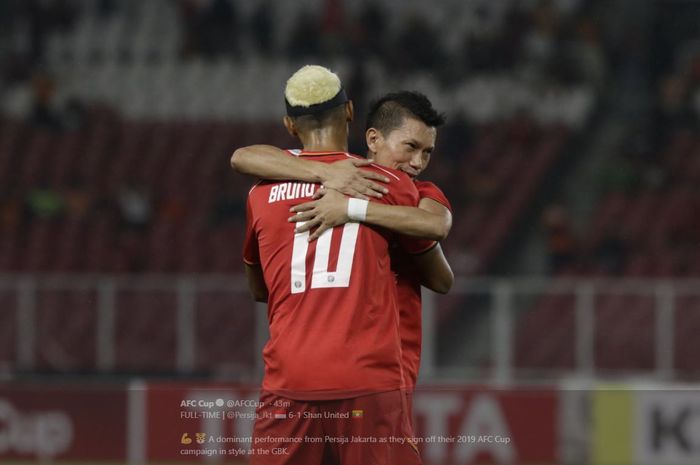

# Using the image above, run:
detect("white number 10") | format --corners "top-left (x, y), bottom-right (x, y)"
top-left (290, 222), bottom-right (360, 294)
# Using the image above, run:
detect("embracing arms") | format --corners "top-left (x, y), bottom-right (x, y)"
top-left (231, 145), bottom-right (450, 241)
top-left (234, 144), bottom-right (454, 294)
top-left (231, 145), bottom-right (389, 200)
top-left (289, 189), bottom-right (453, 293)
top-left (291, 188), bottom-right (452, 242)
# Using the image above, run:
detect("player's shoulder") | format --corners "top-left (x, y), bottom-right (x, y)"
top-left (365, 162), bottom-right (414, 185)
top-left (293, 150), bottom-right (361, 164)
top-left (246, 180), bottom-right (275, 204)
top-left (413, 180), bottom-right (452, 211)
top-left (368, 165), bottom-right (418, 206)
top-left (247, 179), bottom-right (271, 192)
top-left (413, 180), bottom-right (446, 197)
top-left (413, 179), bottom-right (439, 190)
top-left (413, 179), bottom-right (439, 189)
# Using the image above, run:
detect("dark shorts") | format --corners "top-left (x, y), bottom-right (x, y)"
top-left (250, 389), bottom-right (422, 465)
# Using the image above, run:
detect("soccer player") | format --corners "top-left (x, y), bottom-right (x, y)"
top-left (239, 65), bottom-right (429, 465)
top-left (233, 91), bottom-right (453, 421)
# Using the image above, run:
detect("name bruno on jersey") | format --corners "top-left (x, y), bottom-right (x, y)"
top-left (268, 182), bottom-right (318, 204)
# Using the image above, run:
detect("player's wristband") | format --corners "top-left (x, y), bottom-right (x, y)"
top-left (347, 198), bottom-right (369, 222)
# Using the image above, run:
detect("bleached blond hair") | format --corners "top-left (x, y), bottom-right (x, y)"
top-left (285, 65), bottom-right (342, 107)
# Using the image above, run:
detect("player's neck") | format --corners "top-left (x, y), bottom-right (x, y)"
top-left (299, 128), bottom-right (348, 153)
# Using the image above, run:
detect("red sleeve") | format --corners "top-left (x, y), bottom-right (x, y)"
top-left (399, 236), bottom-right (438, 255)
top-left (242, 194), bottom-right (260, 265)
top-left (371, 166), bottom-right (437, 255)
top-left (415, 180), bottom-right (452, 212)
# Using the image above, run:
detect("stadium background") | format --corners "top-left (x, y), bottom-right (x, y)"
top-left (0, 0), bottom-right (699, 464)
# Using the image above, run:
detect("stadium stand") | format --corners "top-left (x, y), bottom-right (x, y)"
top-left (10, 0), bottom-right (700, 381)
top-left (0, 0), bottom-right (599, 377)
top-left (514, 11), bottom-right (700, 375)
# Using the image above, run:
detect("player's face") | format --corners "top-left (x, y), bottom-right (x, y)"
top-left (367, 117), bottom-right (436, 178)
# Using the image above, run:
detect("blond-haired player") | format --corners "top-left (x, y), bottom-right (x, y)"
top-left (240, 65), bottom-right (426, 465)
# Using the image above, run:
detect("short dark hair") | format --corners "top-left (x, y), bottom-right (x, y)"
top-left (291, 103), bottom-right (347, 132)
top-left (366, 91), bottom-right (446, 135)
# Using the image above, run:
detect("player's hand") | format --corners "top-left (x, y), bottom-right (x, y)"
top-left (320, 159), bottom-right (389, 200)
top-left (288, 188), bottom-right (350, 241)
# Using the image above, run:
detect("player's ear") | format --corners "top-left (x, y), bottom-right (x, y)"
top-left (283, 116), bottom-right (297, 137)
top-left (345, 101), bottom-right (354, 122)
top-left (366, 127), bottom-right (381, 155)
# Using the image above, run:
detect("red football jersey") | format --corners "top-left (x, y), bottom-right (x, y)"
top-left (243, 151), bottom-right (434, 400)
top-left (392, 180), bottom-right (452, 389)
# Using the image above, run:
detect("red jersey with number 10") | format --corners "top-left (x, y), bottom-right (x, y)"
top-left (243, 151), bottom-right (434, 400)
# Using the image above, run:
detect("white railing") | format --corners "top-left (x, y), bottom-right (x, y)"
top-left (1, 275), bottom-right (699, 383)
top-left (0, 274), bottom-right (262, 377)
top-left (422, 278), bottom-right (700, 384)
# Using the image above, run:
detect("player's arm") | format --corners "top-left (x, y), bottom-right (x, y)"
top-left (367, 196), bottom-right (452, 241)
top-left (289, 189), bottom-right (452, 241)
top-left (242, 193), bottom-right (267, 302)
top-left (397, 197), bottom-right (454, 294)
top-left (230, 145), bottom-right (389, 200)
top-left (290, 188), bottom-right (454, 293)
top-left (406, 197), bottom-right (454, 293)
top-left (411, 243), bottom-right (454, 294)
top-left (244, 263), bottom-right (268, 303)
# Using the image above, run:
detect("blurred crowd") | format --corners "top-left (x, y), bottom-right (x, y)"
top-left (173, 0), bottom-right (609, 131)
top-left (0, 171), bottom-right (242, 232)
top-left (175, 0), bottom-right (609, 85)
top-left (540, 49), bottom-right (700, 277)
top-left (0, 0), bottom-right (607, 172)
top-left (0, 0), bottom-right (608, 125)
top-left (1, 0), bottom-right (699, 276)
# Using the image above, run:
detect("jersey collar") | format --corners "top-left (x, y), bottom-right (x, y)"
top-left (297, 150), bottom-right (349, 157)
